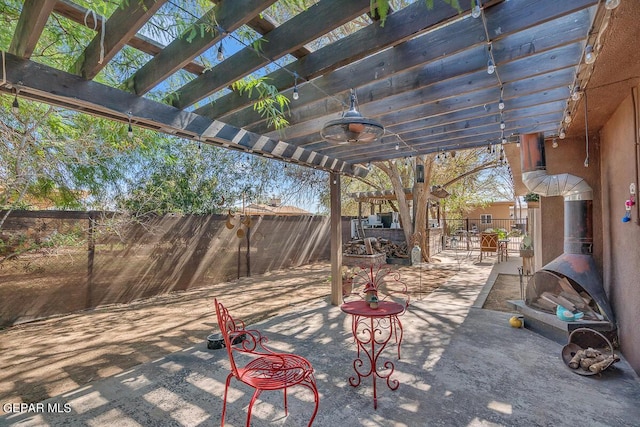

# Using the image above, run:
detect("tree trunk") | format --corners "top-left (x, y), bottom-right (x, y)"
top-left (379, 161), bottom-right (413, 247)
top-left (413, 155), bottom-right (434, 262)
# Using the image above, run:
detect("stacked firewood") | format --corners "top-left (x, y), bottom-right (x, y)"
top-left (343, 238), bottom-right (408, 258)
top-left (568, 347), bottom-right (620, 374)
top-left (531, 277), bottom-right (604, 321)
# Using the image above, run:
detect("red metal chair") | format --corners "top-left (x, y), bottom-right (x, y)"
top-left (214, 299), bottom-right (319, 427)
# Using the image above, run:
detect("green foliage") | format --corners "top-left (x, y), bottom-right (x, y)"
top-left (375, 0), bottom-right (462, 25)
top-left (0, 227), bottom-right (85, 258)
top-left (524, 192), bottom-right (540, 202)
top-left (232, 77), bottom-right (291, 130)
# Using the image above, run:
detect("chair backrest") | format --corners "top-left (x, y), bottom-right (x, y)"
top-left (480, 233), bottom-right (498, 251)
top-left (214, 298), bottom-right (244, 377)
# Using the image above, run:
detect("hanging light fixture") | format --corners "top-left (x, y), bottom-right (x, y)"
top-left (320, 89), bottom-right (384, 144)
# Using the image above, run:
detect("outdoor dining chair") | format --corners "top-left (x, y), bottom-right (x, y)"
top-left (214, 299), bottom-right (319, 427)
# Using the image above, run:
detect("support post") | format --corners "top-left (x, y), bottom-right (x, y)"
top-left (86, 211), bottom-right (95, 309)
top-left (330, 172), bottom-right (342, 306)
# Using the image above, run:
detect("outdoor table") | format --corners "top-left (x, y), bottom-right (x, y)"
top-left (341, 299), bottom-right (405, 409)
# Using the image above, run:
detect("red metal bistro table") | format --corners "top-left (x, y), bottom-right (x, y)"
top-left (341, 299), bottom-right (405, 409)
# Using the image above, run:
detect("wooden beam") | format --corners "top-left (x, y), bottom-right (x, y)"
top-left (127, 0), bottom-right (277, 95)
top-left (400, 112), bottom-right (562, 147)
top-left (245, 14), bottom-right (311, 59)
top-left (263, 41), bottom-right (582, 144)
top-left (195, 0), bottom-right (468, 119)
top-left (1, 52), bottom-right (367, 178)
top-left (167, 0), bottom-right (371, 109)
top-left (8, 0), bottom-right (57, 59)
top-left (384, 87), bottom-right (569, 136)
top-left (52, 0), bottom-right (204, 75)
top-left (71, 0), bottom-right (167, 80)
top-left (291, 68), bottom-right (574, 161)
top-left (242, 10), bottom-right (593, 136)
top-left (211, 0), bottom-right (311, 58)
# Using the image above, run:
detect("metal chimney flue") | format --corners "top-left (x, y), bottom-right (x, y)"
top-left (520, 133), bottom-right (615, 324)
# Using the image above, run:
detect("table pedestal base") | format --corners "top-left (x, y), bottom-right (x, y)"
top-left (348, 314), bottom-right (402, 409)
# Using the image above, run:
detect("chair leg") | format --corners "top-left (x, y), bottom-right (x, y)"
top-left (283, 388), bottom-right (288, 416)
top-left (221, 374), bottom-right (233, 427)
top-left (246, 389), bottom-right (262, 427)
top-left (306, 376), bottom-right (320, 427)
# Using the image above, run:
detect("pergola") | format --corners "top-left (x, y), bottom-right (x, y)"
top-left (0, 0), bottom-right (627, 304)
top-left (2, 0), bottom-right (611, 171)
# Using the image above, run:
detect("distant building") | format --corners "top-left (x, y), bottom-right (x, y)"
top-left (464, 201), bottom-right (527, 232)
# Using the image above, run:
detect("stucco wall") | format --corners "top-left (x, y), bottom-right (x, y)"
top-left (599, 90), bottom-right (640, 374)
top-left (465, 202), bottom-right (513, 223)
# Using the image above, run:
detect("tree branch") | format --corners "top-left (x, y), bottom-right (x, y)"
top-left (441, 161), bottom-right (498, 188)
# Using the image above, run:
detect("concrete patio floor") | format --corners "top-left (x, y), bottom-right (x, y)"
top-left (2, 252), bottom-right (639, 427)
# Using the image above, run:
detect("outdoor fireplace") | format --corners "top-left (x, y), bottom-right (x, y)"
top-left (517, 133), bottom-right (616, 338)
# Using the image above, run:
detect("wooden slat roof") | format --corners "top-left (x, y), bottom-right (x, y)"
top-left (1, 0), bottom-right (616, 177)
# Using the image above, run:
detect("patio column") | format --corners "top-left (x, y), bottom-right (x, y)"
top-left (330, 172), bottom-right (342, 306)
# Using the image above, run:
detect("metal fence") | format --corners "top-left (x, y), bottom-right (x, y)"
top-left (442, 218), bottom-right (529, 253)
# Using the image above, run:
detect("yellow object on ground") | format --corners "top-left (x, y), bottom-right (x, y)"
top-left (509, 316), bottom-right (523, 328)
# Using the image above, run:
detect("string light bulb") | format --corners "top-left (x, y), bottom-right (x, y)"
top-left (564, 111), bottom-right (572, 124)
top-left (217, 42), bottom-right (224, 61)
top-left (127, 112), bottom-right (133, 138)
top-left (292, 72), bottom-right (299, 100)
top-left (500, 120), bottom-right (506, 130)
top-left (395, 143), bottom-right (399, 150)
top-left (584, 45), bottom-right (595, 64)
top-left (12, 94), bottom-right (19, 114)
top-left (471, 0), bottom-right (481, 18)
top-left (487, 58), bottom-right (495, 75)
top-left (605, 0), bottom-right (620, 9)
top-left (571, 86), bottom-right (583, 101)
top-left (559, 128), bottom-right (566, 139)
top-left (552, 138), bottom-right (558, 148)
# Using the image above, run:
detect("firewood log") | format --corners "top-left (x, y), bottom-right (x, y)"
top-left (589, 354), bottom-right (620, 373)
top-left (568, 349), bottom-right (586, 369)
top-left (580, 354), bottom-right (607, 370)
top-left (584, 347), bottom-right (601, 358)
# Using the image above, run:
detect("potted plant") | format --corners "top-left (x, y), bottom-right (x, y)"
top-left (524, 192), bottom-right (540, 208)
top-left (519, 234), bottom-right (534, 258)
